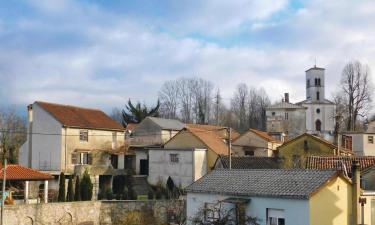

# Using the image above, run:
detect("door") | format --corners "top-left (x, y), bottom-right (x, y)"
top-left (140, 159), bottom-right (149, 175)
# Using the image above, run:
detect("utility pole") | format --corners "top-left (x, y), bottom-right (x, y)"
top-left (228, 127), bottom-right (232, 170)
top-left (1, 158), bottom-right (7, 225)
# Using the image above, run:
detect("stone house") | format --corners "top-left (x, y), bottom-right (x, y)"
top-left (186, 169), bottom-right (355, 225)
top-left (19, 101), bottom-right (126, 198)
top-left (164, 126), bottom-right (234, 170)
top-left (147, 148), bottom-right (207, 188)
top-left (340, 131), bottom-right (375, 156)
top-left (128, 117), bottom-right (185, 175)
top-left (277, 133), bottom-right (353, 168)
top-left (232, 129), bottom-right (282, 157)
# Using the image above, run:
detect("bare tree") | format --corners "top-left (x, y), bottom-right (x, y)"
top-left (338, 61), bottom-right (373, 131)
top-left (231, 83), bottom-right (248, 132)
top-left (159, 80), bottom-right (180, 119)
top-left (110, 107), bottom-right (123, 124)
top-left (0, 108), bottom-right (27, 163)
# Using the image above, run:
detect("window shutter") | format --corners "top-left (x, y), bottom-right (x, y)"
top-left (71, 153), bottom-right (78, 164)
top-left (88, 153), bottom-right (93, 165)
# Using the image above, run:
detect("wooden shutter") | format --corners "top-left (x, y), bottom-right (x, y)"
top-left (87, 153), bottom-right (93, 165)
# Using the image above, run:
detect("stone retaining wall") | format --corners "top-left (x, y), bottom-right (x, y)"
top-left (4, 200), bottom-right (185, 225)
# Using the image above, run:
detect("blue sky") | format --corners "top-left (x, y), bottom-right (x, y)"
top-left (1, 0), bottom-right (375, 114)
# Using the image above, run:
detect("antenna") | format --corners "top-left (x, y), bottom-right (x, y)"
top-left (314, 57), bottom-right (317, 68)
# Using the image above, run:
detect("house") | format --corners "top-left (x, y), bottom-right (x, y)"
top-left (340, 131), bottom-right (375, 156)
top-left (306, 156), bottom-right (375, 190)
top-left (19, 101), bottom-right (125, 198)
top-left (277, 133), bottom-right (353, 168)
top-left (266, 93), bottom-right (307, 139)
top-left (185, 169), bottom-right (355, 225)
top-left (214, 155), bottom-right (280, 169)
top-left (0, 164), bottom-right (53, 204)
top-left (164, 126), bottom-right (230, 170)
top-left (147, 148), bottom-right (207, 188)
top-left (232, 129), bottom-right (282, 157)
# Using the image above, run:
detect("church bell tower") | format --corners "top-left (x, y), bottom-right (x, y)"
top-left (305, 66), bottom-right (325, 102)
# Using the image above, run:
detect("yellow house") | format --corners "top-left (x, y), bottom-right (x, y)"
top-left (164, 125), bottom-right (232, 170)
top-left (277, 133), bottom-right (353, 168)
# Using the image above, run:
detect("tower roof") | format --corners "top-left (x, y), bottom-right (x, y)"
top-left (305, 66), bottom-right (325, 72)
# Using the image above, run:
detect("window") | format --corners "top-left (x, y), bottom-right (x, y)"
top-left (272, 112), bottom-right (276, 116)
top-left (245, 150), bottom-right (254, 156)
top-left (316, 91), bottom-right (320, 100)
top-left (315, 78), bottom-right (317, 86)
top-left (316, 108), bottom-right (320, 114)
top-left (72, 152), bottom-right (92, 165)
top-left (170, 154), bottom-right (179, 163)
top-left (205, 203), bottom-right (219, 222)
top-left (267, 209), bottom-right (285, 225)
top-left (79, 130), bottom-right (88, 142)
top-left (307, 79), bottom-right (310, 87)
top-left (284, 112), bottom-right (288, 120)
top-left (304, 140), bottom-right (309, 151)
top-left (111, 154), bottom-right (118, 169)
top-left (369, 136), bottom-right (374, 144)
top-left (318, 78), bottom-right (321, 86)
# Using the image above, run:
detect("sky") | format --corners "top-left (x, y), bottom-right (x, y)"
top-left (1, 0), bottom-right (375, 114)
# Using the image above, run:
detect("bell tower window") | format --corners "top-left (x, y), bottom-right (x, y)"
top-left (316, 92), bottom-right (320, 100)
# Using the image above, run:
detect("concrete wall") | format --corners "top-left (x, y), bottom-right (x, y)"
top-left (266, 108), bottom-right (306, 138)
top-left (131, 118), bottom-right (162, 146)
top-left (309, 176), bottom-right (352, 225)
top-left (4, 200), bottom-right (185, 225)
top-left (232, 131), bottom-right (281, 157)
top-left (186, 192), bottom-right (309, 225)
top-left (148, 148), bottom-right (207, 188)
top-left (303, 103), bottom-right (335, 134)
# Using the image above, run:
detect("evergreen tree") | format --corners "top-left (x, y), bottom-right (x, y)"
top-left (74, 176), bottom-right (81, 201)
top-left (66, 176), bottom-right (74, 201)
top-left (80, 171), bottom-right (93, 201)
top-left (121, 99), bottom-right (160, 126)
top-left (58, 172), bottom-right (66, 202)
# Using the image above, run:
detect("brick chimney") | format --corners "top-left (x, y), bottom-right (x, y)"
top-left (284, 93), bottom-right (289, 103)
top-left (352, 160), bottom-right (361, 224)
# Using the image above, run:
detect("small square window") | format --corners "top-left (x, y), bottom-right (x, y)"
top-left (245, 150), bottom-right (254, 156)
top-left (369, 136), bottom-right (374, 144)
top-left (79, 130), bottom-right (88, 142)
top-left (170, 154), bottom-right (179, 163)
top-left (272, 112), bottom-right (276, 116)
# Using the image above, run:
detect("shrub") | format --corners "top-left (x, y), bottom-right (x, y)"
top-left (74, 176), bottom-right (81, 201)
top-left (80, 170), bottom-right (93, 201)
top-left (58, 172), bottom-right (66, 202)
top-left (147, 189), bottom-right (154, 200)
top-left (66, 176), bottom-right (74, 202)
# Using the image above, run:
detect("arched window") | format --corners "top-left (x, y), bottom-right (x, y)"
top-left (315, 120), bottom-right (322, 132)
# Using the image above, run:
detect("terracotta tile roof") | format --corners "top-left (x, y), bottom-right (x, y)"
top-left (186, 127), bottom-right (229, 156)
top-left (36, 101), bottom-right (124, 131)
top-left (0, 164), bottom-right (53, 181)
top-left (216, 156), bottom-right (281, 169)
top-left (186, 124), bottom-right (240, 140)
top-left (306, 156), bottom-right (375, 176)
top-left (247, 129), bottom-right (282, 143)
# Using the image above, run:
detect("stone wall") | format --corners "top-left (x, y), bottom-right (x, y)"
top-left (4, 200), bottom-right (185, 225)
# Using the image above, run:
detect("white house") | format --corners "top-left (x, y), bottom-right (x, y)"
top-left (341, 131), bottom-right (375, 156)
top-left (186, 169), bottom-right (355, 225)
top-left (147, 148), bottom-right (207, 188)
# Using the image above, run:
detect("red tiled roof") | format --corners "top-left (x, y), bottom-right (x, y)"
top-left (248, 129), bottom-right (282, 143)
top-left (186, 124), bottom-right (240, 140)
top-left (306, 156), bottom-right (375, 176)
top-left (36, 101), bottom-right (124, 131)
top-left (0, 164), bottom-right (53, 181)
top-left (186, 127), bottom-right (229, 156)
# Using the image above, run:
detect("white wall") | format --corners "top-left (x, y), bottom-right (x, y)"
top-left (186, 192), bottom-right (309, 225)
top-left (304, 103), bottom-right (335, 134)
top-left (148, 148), bottom-right (207, 188)
top-left (31, 103), bottom-right (62, 171)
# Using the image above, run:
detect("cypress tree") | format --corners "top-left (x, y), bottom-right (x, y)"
top-left (58, 172), bottom-right (66, 202)
top-left (80, 171), bottom-right (93, 201)
top-left (74, 176), bottom-right (81, 201)
top-left (66, 176), bottom-right (74, 202)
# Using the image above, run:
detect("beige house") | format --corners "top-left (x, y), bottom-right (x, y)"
top-left (341, 132), bottom-right (375, 156)
top-left (232, 129), bottom-right (282, 157)
top-left (19, 101), bottom-right (125, 198)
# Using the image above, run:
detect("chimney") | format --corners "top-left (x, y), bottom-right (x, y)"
top-left (284, 93), bottom-right (289, 103)
top-left (27, 104), bottom-right (33, 168)
top-left (352, 160), bottom-right (361, 224)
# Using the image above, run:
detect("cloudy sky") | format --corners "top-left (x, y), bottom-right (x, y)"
top-left (1, 0), bottom-right (375, 114)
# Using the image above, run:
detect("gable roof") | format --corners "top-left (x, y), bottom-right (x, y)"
top-left (215, 156), bottom-right (280, 169)
top-left (183, 127), bottom-right (229, 155)
top-left (279, 133), bottom-right (337, 149)
top-left (306, 156), bottom-right (375, 176)
top-left (147, 117), bottom-right (185, 130)
top-left (0, 164), bottom-right (53, 181)
top-left (235, 129), bottom-right (281, 143)
top-left (186, 169), bottom-right (339, 199)
top-left (267, 102), bottom-right (306, 109)
top-left (186, 124), bottom-right (240, 140)
top-left (36, 101), bottom-right (124, 131)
